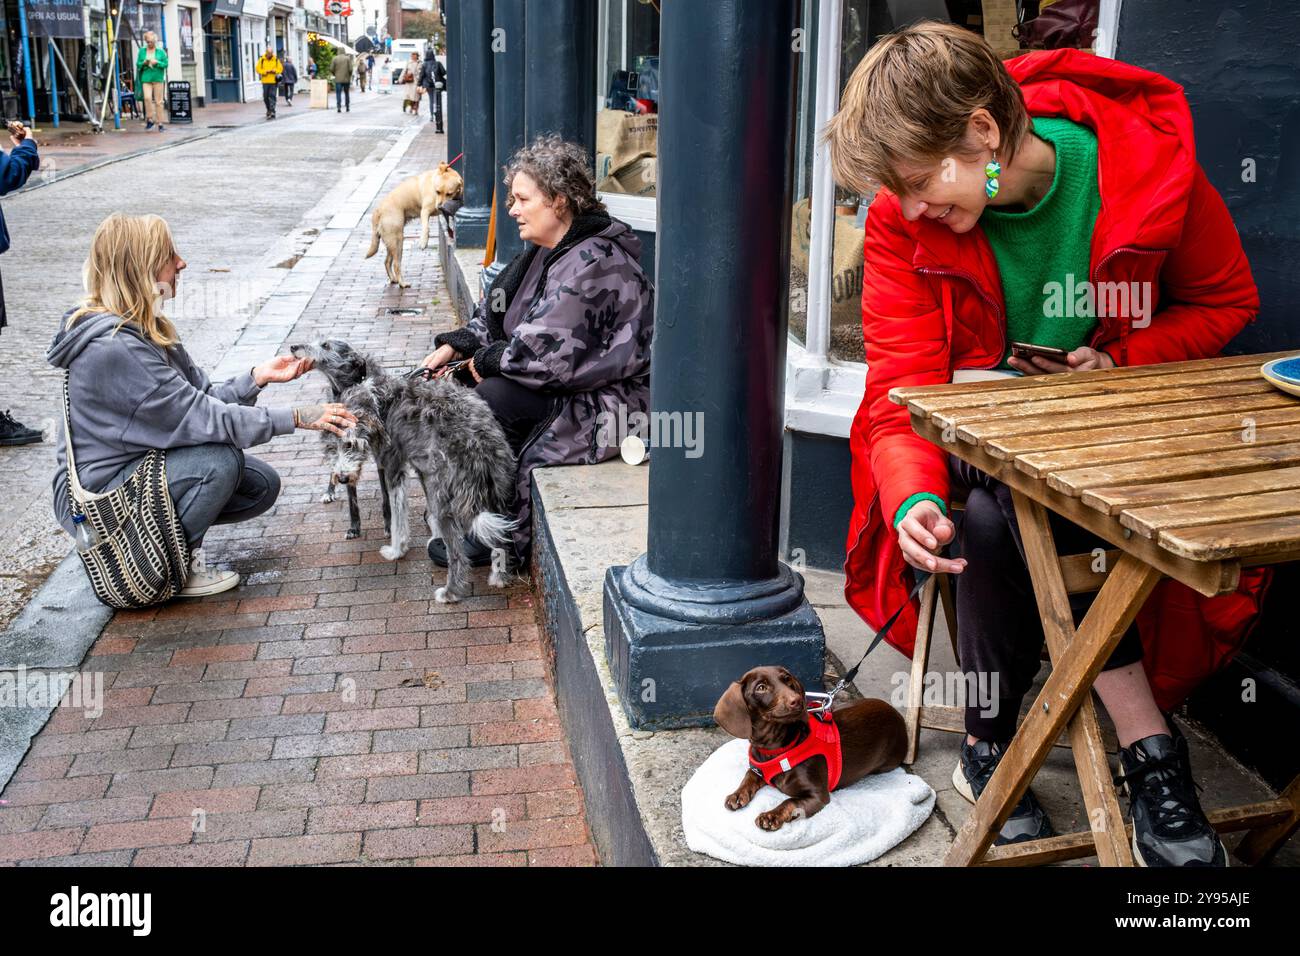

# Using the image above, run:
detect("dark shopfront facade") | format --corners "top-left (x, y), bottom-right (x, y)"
top-left (202, 0), bottom-right (242, 102)
top-left (445, 0), bottom-right (1300, 787)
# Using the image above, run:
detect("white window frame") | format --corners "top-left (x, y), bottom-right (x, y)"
top-left (784, 0), bottom-right (862, 439)
top-left (596, 0), bottom-right (657, 232)
top-left (785, 0), bottom-right (1124, 439)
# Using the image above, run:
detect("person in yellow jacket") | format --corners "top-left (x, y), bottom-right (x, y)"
top-left (255, 46), bottom-right (283, 120)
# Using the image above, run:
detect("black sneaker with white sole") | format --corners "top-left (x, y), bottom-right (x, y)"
top-left (954, 738), bottom-right (1056, 845)
top-left (0, 410), bottom-right (43, 446)
top-left (1116, 731), bottom-right (1227, 867)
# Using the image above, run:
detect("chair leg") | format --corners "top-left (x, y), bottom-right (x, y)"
top-left (904, 574), bottom-right (939, 766)
top-left (937, 571), bottom-right (959, 668)
top-left (1234, 774), bottom-right (1300, 865)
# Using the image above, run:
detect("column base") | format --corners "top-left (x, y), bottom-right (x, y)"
top-left (603, 566), bottom-right (826, 730)
top-left (454, 206), bottom-right (492, 248)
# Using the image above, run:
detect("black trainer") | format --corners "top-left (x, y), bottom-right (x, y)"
top-left (953, 738), bottom-right (1056, 845)
top-left (1116, 730), bottom-right (1227, 867)
top-left (0, 410), bottom-right (43, 446)
top-left (426, 536), bottom-right (494, 568)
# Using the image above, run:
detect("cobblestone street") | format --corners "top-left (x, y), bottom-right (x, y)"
top-left (0, 94), bottom-right (594, 866)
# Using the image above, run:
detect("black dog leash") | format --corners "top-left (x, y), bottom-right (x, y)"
top-left (807, 572), bottom-right (931, 719)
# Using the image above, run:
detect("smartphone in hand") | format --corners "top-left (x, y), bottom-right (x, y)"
top-left (1010, 342), bottom-right (1071, 364)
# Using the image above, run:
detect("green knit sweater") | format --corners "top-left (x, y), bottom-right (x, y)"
top-left (892, 116), bottom-right (1103, 530)
top-left (982, 116), bottom-right (1103, 369)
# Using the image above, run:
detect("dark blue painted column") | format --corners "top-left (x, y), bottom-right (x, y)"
top-left (444, 0), bottom-right (462, 166)
top-left (602, 0), bottom-right (824, 729)
top-left (454, 0), bottom-right (494, 247)
top-left (487, 0), bottom-right (527, 280)
top-left (523, 0), bottom-right (596, 157)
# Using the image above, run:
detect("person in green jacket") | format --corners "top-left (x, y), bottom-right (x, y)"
top-left (135, 32), bottom-right (169, 132)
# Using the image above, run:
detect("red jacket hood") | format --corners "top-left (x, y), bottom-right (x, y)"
top-left (907, 49), bottom-right (1198, 273)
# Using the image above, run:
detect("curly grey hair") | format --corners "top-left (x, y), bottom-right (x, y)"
top-left (504, 134), bottom-right (607, 218)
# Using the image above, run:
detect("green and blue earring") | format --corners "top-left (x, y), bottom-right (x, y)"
top-left (984, 154), bottom-right (1001, 200)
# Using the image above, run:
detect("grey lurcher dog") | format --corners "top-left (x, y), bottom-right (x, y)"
top-left (293, 340), bottom-right (518, 601)
top-left (290, 340), bottom-right (385, 540)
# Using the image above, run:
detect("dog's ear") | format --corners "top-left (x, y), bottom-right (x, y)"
top-left (713, 678), bottom-right (752, 739)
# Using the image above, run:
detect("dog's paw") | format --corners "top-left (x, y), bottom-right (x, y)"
top-left (379, 545), bottom-right (407, 561)
top-left (755, 809), bottom-right (788, 832)
top-left (345, 529), bottom-right (360, 540)
top-left (419, 238), bottom-right (429, 250)
top-left (321, 493), bottom-right (335, 504)
top-left (724, 791), bottom-right (752, 812)
top-left (434, 586), bottom-right (460, 604)
top-left (488, 570), bottom-right (510, 589)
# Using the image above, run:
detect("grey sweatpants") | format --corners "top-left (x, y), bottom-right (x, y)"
top-left (62, 443), bottom-right (281, 549)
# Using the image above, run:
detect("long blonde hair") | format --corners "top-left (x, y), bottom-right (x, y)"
top-left (67, 213), bottom-right (180, 347)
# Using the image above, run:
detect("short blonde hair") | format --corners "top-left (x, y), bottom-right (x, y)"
top-left (824, 20), bottom-right (1030, 197)
top-left (68, 213), bottom-right (180, 347)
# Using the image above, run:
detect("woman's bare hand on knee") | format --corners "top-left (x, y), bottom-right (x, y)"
top-left (294, 402), bottom-right (357, 437)
top-left (897, 500), bottom-right (966, 574)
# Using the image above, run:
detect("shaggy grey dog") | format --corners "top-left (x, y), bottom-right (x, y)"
top-left (291, 340), bottom-right (388, 539)
top-left (310, 348), bottom-right (518, 602)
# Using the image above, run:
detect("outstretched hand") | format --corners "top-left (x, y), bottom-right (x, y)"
top-left (294, 402), bottom-right (357, 437)
top-left (254, 355), bottom-right (313, 386)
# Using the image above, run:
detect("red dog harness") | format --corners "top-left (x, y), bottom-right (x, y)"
top-left (748, 713), bottom-right (843, 790)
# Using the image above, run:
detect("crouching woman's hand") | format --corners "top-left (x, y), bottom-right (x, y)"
top-left (897, 499), bottom-right (967, 575)
top-left (293, 402), bottom-right (357, 437)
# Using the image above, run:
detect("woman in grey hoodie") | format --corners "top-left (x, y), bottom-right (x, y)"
top-left (49, 213), bottom-right (356, 597)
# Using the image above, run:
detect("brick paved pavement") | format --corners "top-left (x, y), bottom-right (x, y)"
top-left (0, 119), bottom-right (596, 866)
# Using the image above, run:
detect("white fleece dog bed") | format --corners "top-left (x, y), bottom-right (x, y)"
top-left (682, 738), bottom-right (935, 867)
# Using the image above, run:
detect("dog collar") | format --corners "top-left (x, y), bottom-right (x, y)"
top-left (748, 713), bottom-right (843, 790)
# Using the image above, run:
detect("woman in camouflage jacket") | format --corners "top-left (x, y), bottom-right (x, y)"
top-left (423, 135), bottom-right (654, 566)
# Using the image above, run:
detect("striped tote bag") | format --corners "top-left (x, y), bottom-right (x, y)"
top-left (62, 373), bottom-right (190, 609)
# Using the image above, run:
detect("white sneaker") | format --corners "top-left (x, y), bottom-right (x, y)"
top-left (177, 548), bottom-right (241, 597)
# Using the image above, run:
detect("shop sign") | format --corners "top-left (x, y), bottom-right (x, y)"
top-left (28, 0), bottom-right (86, 39)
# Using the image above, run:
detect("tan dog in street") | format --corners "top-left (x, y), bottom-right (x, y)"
top-left (365, 161), bottom-right (464, 288)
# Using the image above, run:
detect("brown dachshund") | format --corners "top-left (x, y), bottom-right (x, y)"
top-left (714, 665), bottom-right (907, 831)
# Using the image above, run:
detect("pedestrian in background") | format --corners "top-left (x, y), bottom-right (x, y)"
top-left (356, 54), bottom-right (368, 93)
top-left (256, 46), bottom-right (283, 120)
top-left (400, 52), bottom-right (420, 114)
top-left (308, 58), bottom-right (318, 80)
top-left (0, 119), bottom-right (40, 446)
top-left (281, 57), bottom-right (298, 106)
top-left (419, 47), bottom-right (446, 133)
top-left (136, 31), bottom-right (168, 132)
top-left (332, 49), bottom-right (355, 113)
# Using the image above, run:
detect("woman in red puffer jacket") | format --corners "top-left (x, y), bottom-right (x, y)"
top-left (824, 21), bottom-right (1267, 865)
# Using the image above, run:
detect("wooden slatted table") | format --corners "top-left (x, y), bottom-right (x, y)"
top-left (890, 351), bottom-right (1300, 867)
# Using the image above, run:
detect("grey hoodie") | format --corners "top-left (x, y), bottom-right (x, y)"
top-left (48, 312), bottom-right (296, 533)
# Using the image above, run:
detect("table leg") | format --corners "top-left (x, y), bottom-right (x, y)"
top-left (944, 548), bottom-right (1162, 866)
top-left (1011, 492), bottom-right (1135, 866)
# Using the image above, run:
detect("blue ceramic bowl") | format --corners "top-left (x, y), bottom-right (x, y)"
top-left (1261, 356), bottom-right (1300, 397)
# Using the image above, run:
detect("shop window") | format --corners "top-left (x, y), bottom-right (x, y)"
top-left (595, 0), bottom-right (659, 230)
top-left (212, 18), bottom-right (234, 80)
